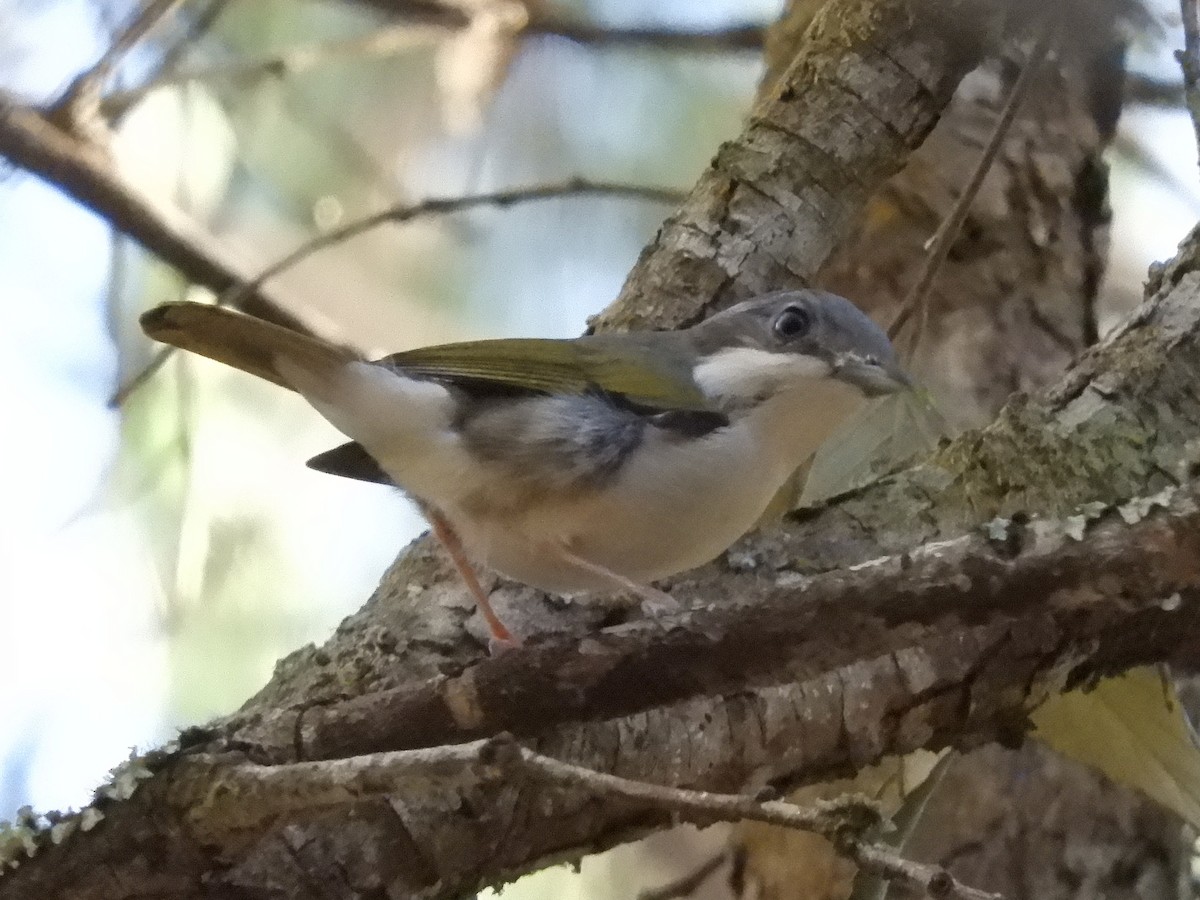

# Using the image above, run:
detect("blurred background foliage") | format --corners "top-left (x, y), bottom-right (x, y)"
top-left (1, 0), bottom-right (1199, 895)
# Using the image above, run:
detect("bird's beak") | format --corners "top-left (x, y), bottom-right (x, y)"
top-left (833, 356), bottom-right (913, 397)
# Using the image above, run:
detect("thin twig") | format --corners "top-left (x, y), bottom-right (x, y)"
top-left (188, 737), bottom-right (998, 900)
top-left (225, 179), bottom-right (684, 308)
top-left (102, 13), bottom-right (764, 115)
top-left (0, 88), bottom-right (307, 326)
top-left (347, 0), bottom-right (766, 49)
top-left (103, 24), bottom-right (446, 115)
top-left (89, 0), bottom-right (189, 88)
top-left (509, 743), bottom-right (882, 835)
top-left (887, 23), bottom-right (1056, 348)
top-left (154, 0), bottom-right (235, 77)
top-left (1176, 0), bottom-right (1200, 171)
top-left (531, 20), bottom-right (764, 51)
top-left (118, 0), bottom-right (237, 128)
top-left (507, 743), bottom-right (998, 900)
top-left (110, 178), bottom-right (685, 406)
top-left (852, 843), bottom-right (995, 900)
top-left (1124, 72), bottom-right (1185, 109)
top-left (53, 0), bottom-right (188, 138)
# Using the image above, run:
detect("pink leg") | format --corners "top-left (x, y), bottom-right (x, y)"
top-left (554, 545), bottom-right (681, 617)
top-left (429, 511), bottom-right (519, 649)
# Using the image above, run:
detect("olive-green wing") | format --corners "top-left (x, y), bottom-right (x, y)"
top-left (381, 336), bottom-right (711, 411)
top-left (313, 336), bottom-right (714, 485)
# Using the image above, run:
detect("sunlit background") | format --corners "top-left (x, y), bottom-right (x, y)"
top-left (1, 0), bottom-right (1199, 894)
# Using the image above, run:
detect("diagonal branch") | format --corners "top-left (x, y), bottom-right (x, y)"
top-left (102, 19), bottom-right (765, 115)
top-left (264, 468), bottom-right (1200, 764)
top-left (344, 0), bottom-right (766, 48)
top-left (70, 0), bottom-right (188, 96)
top-left (1178, 0), bottom-right (1200, 171)
top-left (591, 0), bottom-right (1009, 333)
top-left (108, 178), bottom-right (686, 406)
top-left (0, 90), bottom-right (308, 335)
top-left (887, 21), bottom-right (1056, 346)
top-left (172, 736), bottom-right (997, 900)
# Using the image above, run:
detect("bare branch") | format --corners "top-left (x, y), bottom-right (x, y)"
top-left (156, 0), bottom-right (236, 71)
top-left (851, 843), bottom-right (998, 900)
top-left (1124, 72), bottom-right (1185, 108)
top-left (592, 0), bottom-right (1012, 334)
top-left (50, 0), bottom-right (187, 146)
top-left (175, 736), bottom-right (996, 900)
top-left (184, 738), bottom-right (878, 833)
top-left (218, 178), bottom-right (684, 306)
top-left (0, 90), bottom-right (308, 331)
top-left (110, 178), bottom-right (686, 406)
top-left (77, 0), bottom-right (188, 93)
top-left (276, 478), bottom-right (1200, 763)
top-left (129, 0), bottom-right (237, 119)
top-left (509, 740), bottom-right (997, 900)
top-left (344, 0), bottom-right (766, 48)
top-left (1177, 0), bottom-right (1200, 170)
top-left (887, 22), bottom-right (1055, 346)
top-left (102, 24), bottom-right (447, 115)
top-left (525, 20), bottom-right (764, 51)
top-left (104, 18), bottom-right (764, 115)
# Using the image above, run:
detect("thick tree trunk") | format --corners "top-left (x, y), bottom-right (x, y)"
top-left (730, 6), bottom-right (1185, 899)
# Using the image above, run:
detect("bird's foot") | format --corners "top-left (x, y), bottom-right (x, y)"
top-left (553, 542), bottom-right (682, 621)
top-left (638, 585), bottom-right (682, 618)
top-left (429, 510), bottom-right (522, 654)
top-left (487, 631), bottom-right (523, 656)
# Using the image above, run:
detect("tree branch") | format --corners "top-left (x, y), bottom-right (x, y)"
top-left (247, 449), bottom-right (1200, 764)
top-left (591, 0), bottom-right (1007, 332)
top-left (162, 736), bottom-right (994, 899)
top-left (0, 90), bottom-right (308, 335)
top-left (887, 21), bottom-right (1055, 346)
top-left (103, 17), bottom-right (765, 114)
top-left (50, 0), bottom-right (187, 144)
top-left (10, 168), bottom-right (1200, 900)
top-left (108, 178), bottom-right (686, 406)
top-left (344, 1), bottom-right (766, 49)
top-left (69, 0), bottom-right (187, 95)
top-left (102, 24), bottom-right (449, 114)
top-left (1178, 0), bottom-right (1200, 170)
top-left (7, 1), bottom-right (1178, 897)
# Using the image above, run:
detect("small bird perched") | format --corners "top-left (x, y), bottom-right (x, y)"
top-left (141, 290), bottom-right (910, 647)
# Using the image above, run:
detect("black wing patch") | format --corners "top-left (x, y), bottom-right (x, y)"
top-left (648, 409), bottom-right (730, 438)
top-left (307, 441), bottom-right (394, 485)
top-left (305, 387), bottom-right (729, 489)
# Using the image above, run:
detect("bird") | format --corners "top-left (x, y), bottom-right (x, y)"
top-left (140, 289), bottom-right (911, 648)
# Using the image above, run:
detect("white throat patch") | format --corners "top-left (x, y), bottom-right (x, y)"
top-left (692, 348), bottom-right (831, 403)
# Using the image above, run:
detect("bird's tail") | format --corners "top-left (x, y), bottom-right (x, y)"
top-left (140, 302), bottom-right (358, 392)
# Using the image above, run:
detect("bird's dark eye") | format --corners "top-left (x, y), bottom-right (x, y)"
top-left (773, 305), bottom-right (812, 339)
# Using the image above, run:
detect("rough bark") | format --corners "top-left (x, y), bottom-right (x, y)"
top-left (729, 4), bottom-right (1161, 898)
top-left (2, 1), bottom-right (1194, 898)
top-left (894, 742), bottom-right (1187, 900)
top-left (817, 35), bottom-right (1123, 429)
top-left (6, 225), bottom-right (1200, 900)
top-left (0, 91), bottom-right (308, 332)
top-left (590, 0), bottom-right (1006, 332)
